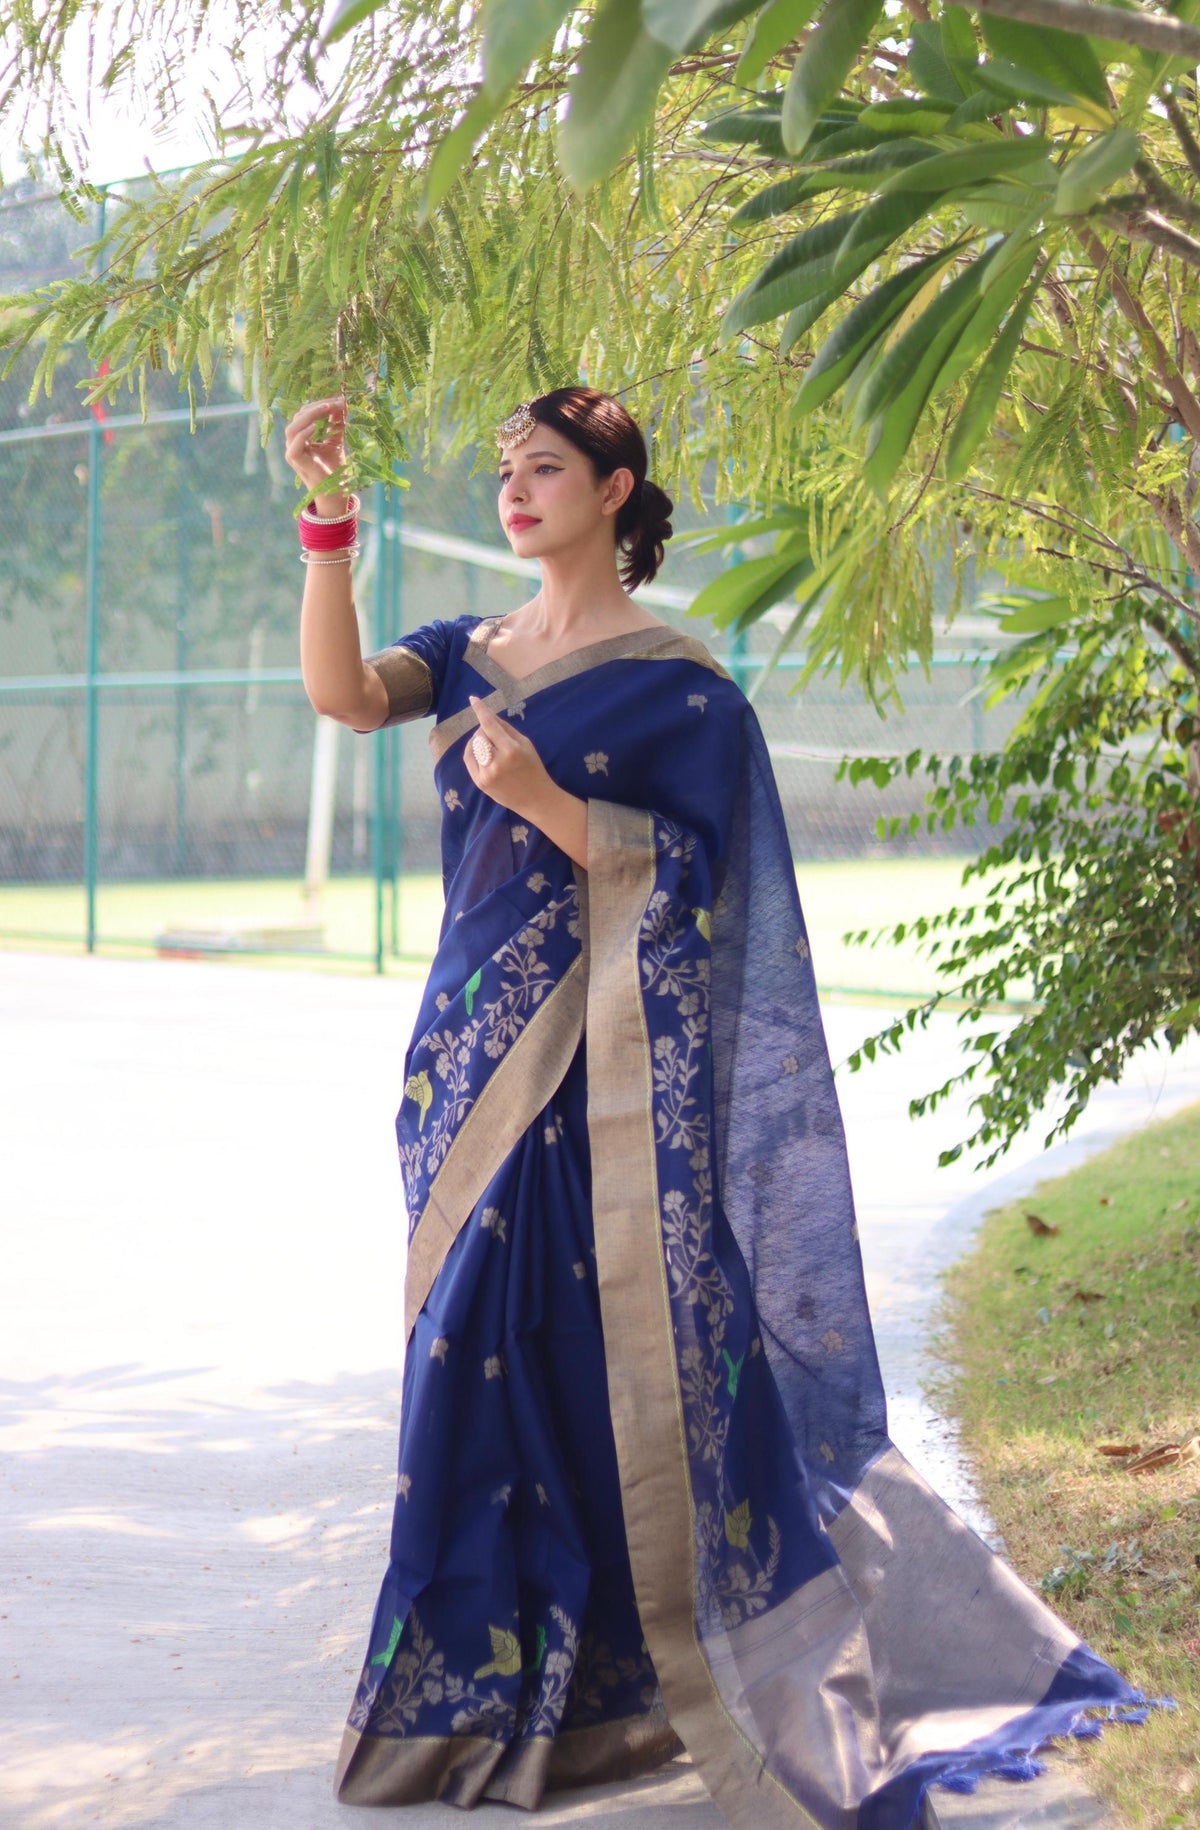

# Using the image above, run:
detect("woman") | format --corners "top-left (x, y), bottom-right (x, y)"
top-left (286, 388), bottom-right (1148, 1829)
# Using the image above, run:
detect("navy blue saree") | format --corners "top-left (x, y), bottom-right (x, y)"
top-left (335, 614), bottom-right (1148, 1827)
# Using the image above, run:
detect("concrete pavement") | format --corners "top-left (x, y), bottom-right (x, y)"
top-left (3, 948), bottom-right (1197, 1830)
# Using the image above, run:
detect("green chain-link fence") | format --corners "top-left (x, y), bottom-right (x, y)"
top-left (1, 180), bottom-right (1017, 974)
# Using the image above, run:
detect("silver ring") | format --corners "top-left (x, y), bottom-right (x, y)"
top-left (472, 732), bottom-right (495, 767)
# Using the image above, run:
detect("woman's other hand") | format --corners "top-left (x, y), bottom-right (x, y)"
top-left (465, 696), bottom-right (588, 869)
top-left (464, 696), bottom-right (553, 815)
top-left (284, 397), bottom-right (352, 516)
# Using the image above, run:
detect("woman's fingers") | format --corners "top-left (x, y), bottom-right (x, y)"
top-left (284, 397), bottom-right (350, 485)
top-left (469, 694), bottom-right (508, 740)
top-left (286, 396), bottom-right (347, 436)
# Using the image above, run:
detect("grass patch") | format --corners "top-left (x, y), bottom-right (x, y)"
top-left (939, 1103), bottom-right (1200, 1828)
top-left (1, 857), bottom-right (982, 995)
top-left (0, 874), bottom-right (445, 973)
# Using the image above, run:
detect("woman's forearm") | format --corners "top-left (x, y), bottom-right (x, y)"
top-left (298, 545), bottom-right (388, 731)
top-left (518, 782), bottom-right (589, 872)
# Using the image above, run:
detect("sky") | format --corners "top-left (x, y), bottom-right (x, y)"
top-left (1, 3), bottom-right (344, 187)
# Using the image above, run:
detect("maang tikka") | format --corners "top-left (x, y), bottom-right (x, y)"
top-left (496, 402), bottom-right (536, 450)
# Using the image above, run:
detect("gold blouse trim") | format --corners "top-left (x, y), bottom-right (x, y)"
top-left (430, 625), bottom-right (730, 764)
top-left (364, 644), bottom-right (434, 727)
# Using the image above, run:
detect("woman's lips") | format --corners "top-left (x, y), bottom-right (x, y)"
top-left (508, 515), bottom-right (540, 530)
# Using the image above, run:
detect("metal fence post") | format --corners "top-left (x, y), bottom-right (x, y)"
top-left (371, 476), bottom-right (388, 974)
top-left (82, 188), bottom-right (108, 952)
top-left (390, 466), bottom-right (407, 957)
top-left (726, 503), bottom-right (749, 695)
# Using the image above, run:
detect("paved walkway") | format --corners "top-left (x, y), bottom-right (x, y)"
top-left (3, 949), bottom-right (1198, 1830)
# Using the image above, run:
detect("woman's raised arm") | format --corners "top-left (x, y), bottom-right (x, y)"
top-left (285, 397), bottom-right (389, 732)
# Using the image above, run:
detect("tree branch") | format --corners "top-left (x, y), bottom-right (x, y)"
top-left (969, 0), bottom-right (1200, 61)
top-left (1101, 206), bottom-right (1200, 271)
top-left (1164, 92), bottom-right (1200, 186)
top-left (1139, 600), bottom-right (1200, 681)
top-left (1134, 156), bottom-right (1200, 230)
top-left (1032, 542), bottom-right (1200, 635)
top-left (1077, 224), bottom-right (1200, 443)
top-left (1138, 483), bottom-right (1200, 578)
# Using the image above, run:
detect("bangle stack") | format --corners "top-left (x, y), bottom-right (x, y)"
top-left (299, 493), bottom-right (361, 565)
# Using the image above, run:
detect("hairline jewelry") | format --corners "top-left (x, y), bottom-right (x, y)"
top-left (497, 402), bottom-right (536, 450)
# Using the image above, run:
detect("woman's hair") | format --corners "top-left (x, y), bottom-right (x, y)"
top-left (527, 387), bottom-right (673, 592)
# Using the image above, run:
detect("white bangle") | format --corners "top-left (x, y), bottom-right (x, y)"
top-left (300, 545), bottom-right (360, 566)
top-left (300, 492), bottom-right (361, 527)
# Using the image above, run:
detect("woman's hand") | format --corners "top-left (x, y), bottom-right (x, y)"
top-left (284, 396), bottom-right (352, 514)
top-left (464, 696), bottom-right (553, 815)
top-left (465, 695), bottom-right (588, 869)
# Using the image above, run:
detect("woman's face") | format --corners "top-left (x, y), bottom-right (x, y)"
top-left (497, 423), bottom-right (633, 562)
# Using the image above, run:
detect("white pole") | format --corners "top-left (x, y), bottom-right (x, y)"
top-left (304, 716), bottom-right (340, 906)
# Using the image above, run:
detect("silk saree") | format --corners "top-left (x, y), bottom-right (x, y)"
top-left (335, 614), bottom-right (1149, 1829)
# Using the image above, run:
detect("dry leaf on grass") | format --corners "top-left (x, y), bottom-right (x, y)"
top-left (1070, 1289), bottom-right (1105, 1303)
top-left (1121, 1437), bottom-right (1199, 1475)
top-left (1025, 1211), bottom-right (1060, 1237)
top-left (1097, 1443), bottom-right (1142, 1457)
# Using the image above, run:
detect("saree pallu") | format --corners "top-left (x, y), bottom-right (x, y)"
top-left (336, 615), bottom-right (1149, 1828)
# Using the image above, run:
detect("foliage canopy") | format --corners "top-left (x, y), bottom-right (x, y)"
top-left (3, 0), bottom-right (1199, 1164)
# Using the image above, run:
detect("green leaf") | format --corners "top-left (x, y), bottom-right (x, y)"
top-left (996, 596), bottom-right (1075, 633)
top-left (932, 233), bottom-right (1040, 396)
top-left (957, 184), bottom-right (1048, 232)
top-left (909, 20), bottom-right (966, 103)
top-left (852, 244), bottom-right (1011, 463)
top-left (419, 88), bottom-right (499, 224)
top-left (675, 508), bottom-right (807, 552)
top-left (1161, 996), bottom-right (1200, 1034)
top-left (558, 0), bottom-right (675, 192)
top-left (863, 292), bottom-right (980, 493)
top-left (877, 135), bottom-right (1052, 193)
top-left (940, 4), bottom-right (978, 68)
top-left (793, 244), bottom-right (959, 416)
top-left (700, 105), bottom-right (788, 157)
top-left (830, 188), bottom-right (930, 282)
top-left (731, 169), bottom-right (817, 224)
top-left (1053, 126), bottom-right (1141, 216)
top-left (643, 0), bottom-right (761, 54)
top-left (323, 0), bottom-right (388, 45)
top-left (747, 540), bottom-right (854, 697)
top-left (973, 58), bottom-right (1110, 123)
top-left (858, 97), bottom-right (956, 135)
top-left (780, 284), bottom-right (842, 352)
top-left (736, 0), bottom-right (824, 86)
top-left (943, 89), bottom-right (1004, 131)
top-left (803, 140), bottom-right (946, 190)
top-left (685, 538), bottom-right (813, 629)
top-left (721, 209), bottom-right (865, 336)
top-left (944, 267), bottom-right (1042, 481)
top-left (782, 0), bottom-right (885, 156)
top-left (482, 0), bottom-right (575, 97)
top-left (978, 13), bottom-right (1109, 109)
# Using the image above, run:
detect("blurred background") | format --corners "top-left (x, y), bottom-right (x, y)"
top-left (0, 178), bottom-right (1022, 989)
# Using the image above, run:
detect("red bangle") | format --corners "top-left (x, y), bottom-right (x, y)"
top-left (299, 493), bottom-right (360, 551)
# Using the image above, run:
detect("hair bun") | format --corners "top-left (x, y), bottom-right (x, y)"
top-left (617, 475), bottom-right (673, 591)
top-left (641, 478), bottom-right (674, 539)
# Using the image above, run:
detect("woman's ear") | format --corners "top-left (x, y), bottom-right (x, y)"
top-left (601, 467), bottom-right (636, 517)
